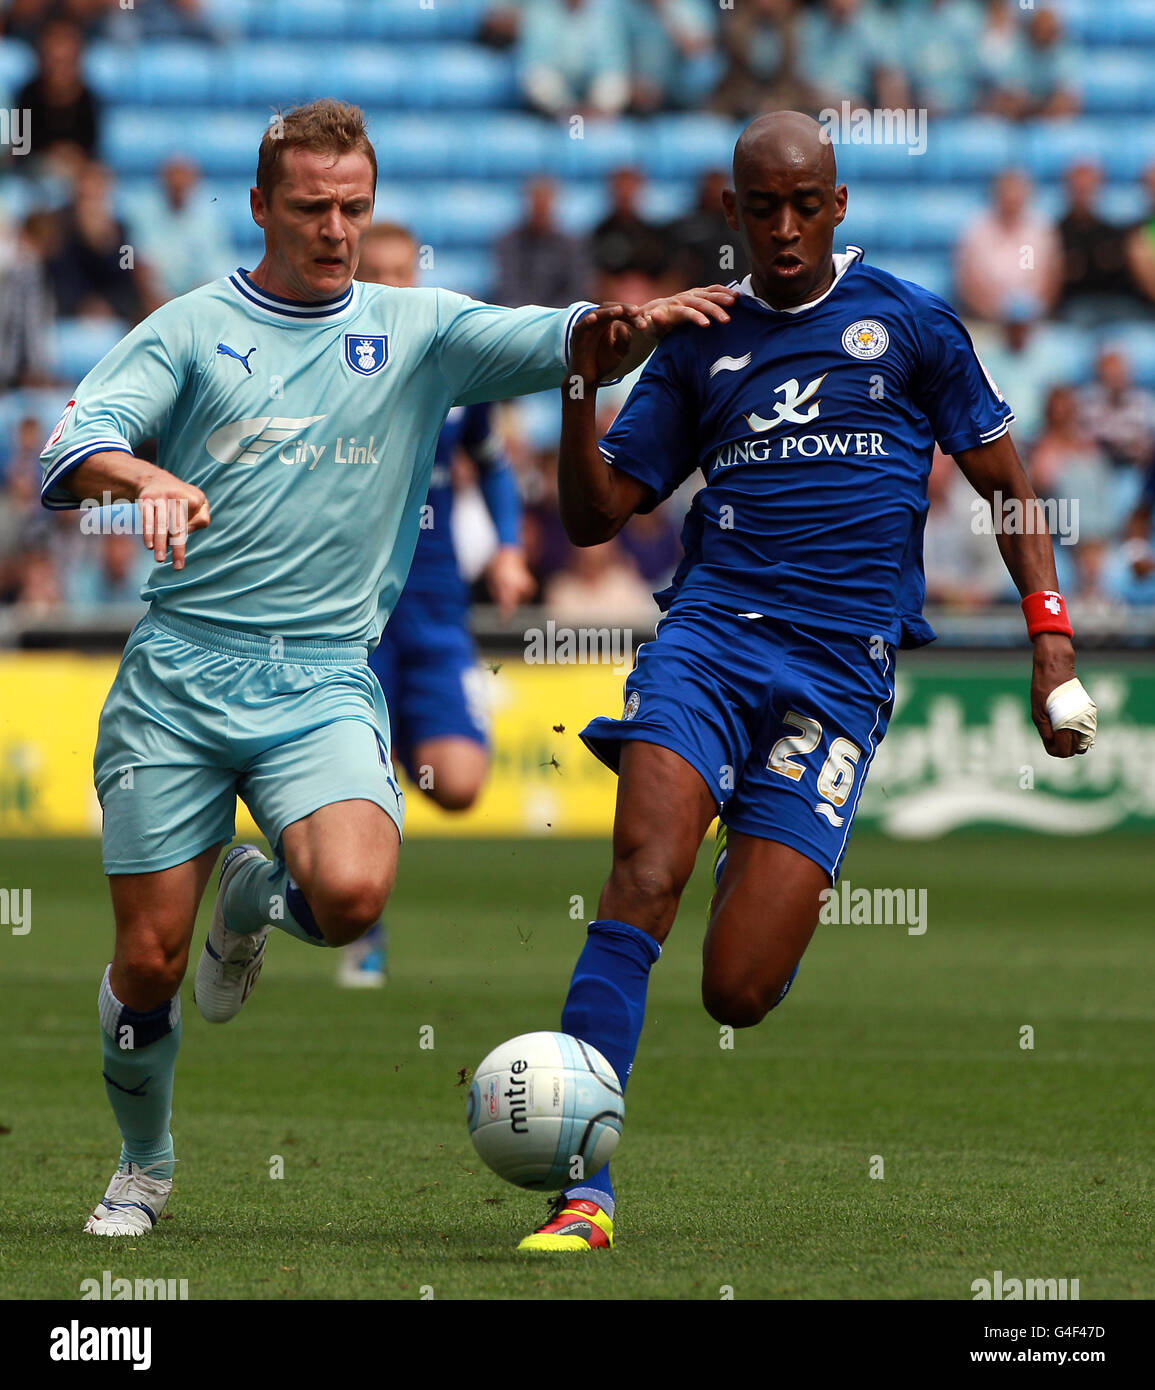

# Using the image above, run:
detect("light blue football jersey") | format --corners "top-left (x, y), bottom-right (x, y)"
top-left (41, 270), bottom-right (593, 644)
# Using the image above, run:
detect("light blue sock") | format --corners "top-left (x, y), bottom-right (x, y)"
top-left (560, 919), bottom-right (661, 1219)
top-left (98, 966), bottom-right (180, 1180)
top-left (222, 851), bottom-right (329, 947)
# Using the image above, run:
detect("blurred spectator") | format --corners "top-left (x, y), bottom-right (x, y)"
top-left (1057, 162), bottom-right (1137, 326)
top-left (665, 169), bottom-right (748, 288)
top-left (13, 19), bottom-right (101, 163)
top-left (543, 536), bottom-right (656, 626)
top-left (47, 159), bottom-right (154, 321)
top-left (491, 178), bottom-right (592, 308)
top-left (0, 417), bottom-right (59, 607)
top-left (923, 447), bottom-right (1011, 606)
top-left (955, 169), bottom-right (1061, 324)
top-left (1110, 463), bottom-right (1155, 604)
top-left (2, 0), bottom-right (115, 44)
top-left (709, 0), bottom-right (807, 120)
top-left (973, 298), bottom-right (1052, 448)
top-left (517, 0), bottom-right (630, 120)
top-left (590, 167), bottom-right (671, 281)
top-left (66, 527), bottom-right (150, 609)
top-left (1079, 348), bottom-right (1155, 524)
top-left (902, 0), bottom-right (984, 117)
top-left (979, 2), bottom-right (1078, 120)
top-left (796, 0), bottom-right (908, 113)
top-left (626, 0), bottom-right (718, 115)
top-left (1030, 385), bottom-right (1113, 597)
top-left (1018, 7), bottom-right (1080, 120)
top-left (1124, 163), bottom-right (1155, 313)
top-left (126, 156), bottom-right (235, 303)
top-left (0, 212), bottom-right (55, 389)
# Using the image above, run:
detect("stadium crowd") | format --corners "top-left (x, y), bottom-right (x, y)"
top-left (3, 0), bottom-right (1155, 623)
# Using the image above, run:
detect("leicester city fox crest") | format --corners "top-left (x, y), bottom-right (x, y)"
top-left (343, 333), bottom-right (390, 377)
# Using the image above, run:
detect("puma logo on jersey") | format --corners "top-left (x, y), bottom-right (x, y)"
top-left (216, 342), bottom-right (257, 374)
top-left (206, 415), bottom-right (327, 465)
top-left (746, 373), bottom-right (827, 432)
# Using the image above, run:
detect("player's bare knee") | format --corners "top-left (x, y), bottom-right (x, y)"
top-left (604, 856), bottom-right (683, 934)
top-left (309, 873), bottom-right (389, 946)
top-left (702, 982), bottom-right (770, 1029)
top-left (115, 938), bottom-right (187, 1003)
top-left (428, 779), bottom-right (481, 813)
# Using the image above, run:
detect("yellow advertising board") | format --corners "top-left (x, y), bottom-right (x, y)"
top-left (0, 653), bottom-right (624, 840)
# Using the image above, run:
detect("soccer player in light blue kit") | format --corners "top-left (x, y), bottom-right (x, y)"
top-left (518, 111), bottom-right (1098, 1251)
top-left (39, 99), bottom-right (731, 1236)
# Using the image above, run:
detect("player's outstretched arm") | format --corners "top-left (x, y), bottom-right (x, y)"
top-left (609, 285), bottom-right (736, 378)
top-left (65, 449), bottom-right (211, 572)
top-left (954, 433), bottom-right (1093, 759)
top-left (560, 306), bottom-right (653, 546)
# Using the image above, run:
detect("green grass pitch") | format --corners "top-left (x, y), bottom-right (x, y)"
top-left (0, 833), bottom-right (1150, 1300)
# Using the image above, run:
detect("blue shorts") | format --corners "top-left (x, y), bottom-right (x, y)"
top-left (95, 608), bottom-right (405, 875)
top-left (369, 588), bottom-right (490, 782)
top-left (580, 601), bottom-right (896, 880)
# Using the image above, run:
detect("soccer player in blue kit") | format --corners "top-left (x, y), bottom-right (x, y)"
top-left (519, 111), bottom-right (1098, 1251)
top-left (339, 222), bottom-right (536, 985)
top-left (36, 99), bottom-right (730, 1237)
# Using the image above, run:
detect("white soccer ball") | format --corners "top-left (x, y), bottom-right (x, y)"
top-left (466, 1031), bottom-right (624, 1190)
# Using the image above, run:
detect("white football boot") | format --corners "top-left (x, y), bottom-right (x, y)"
top-left (84, 1160), bottom-right (172, 1236)
top-left (194, 845), bottom-right (273, 1023)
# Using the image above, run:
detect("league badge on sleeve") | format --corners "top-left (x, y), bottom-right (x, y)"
top-left (343, 334), bottom-right (390, 377)
top-left (43, 399), bottom-right (76, 453)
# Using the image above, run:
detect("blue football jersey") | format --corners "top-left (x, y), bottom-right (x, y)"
top-left (597, 248), bottom-right (1014, 648)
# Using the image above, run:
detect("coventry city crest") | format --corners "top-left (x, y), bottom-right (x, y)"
top-left (343, 333), bottom-right (390, 376)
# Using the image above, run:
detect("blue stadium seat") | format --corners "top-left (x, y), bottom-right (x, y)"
top-left (1020, 120), bottom-right (1109, 180)
top-left (102, 109), bottom-right (265, 177)
top-left (456, 116), bottom-right (551, 178)
top-left (918, 118), bottom-right (1014, 183)
top-left (49, 318), bottom-right (131, 387)
top-left (1096, 121), bottom-right (1155, 180)
top-left (355, 0), bottom-right (488, 40)
top-left (217, 43), bottom-right (331, 107)
top-left (844, 186), bottom-right (984, 253)
top-left (398, 46), bottom-right (518, 109)
top-left (84, 40), bottom-right (217, 106)
top-left (1027, 323), bottom-right (1098, 387)
top-left (265, 0), bottom-right (355, 39)
top-left (869, 253), bottom-right (954, 302)
top-left (1079, 52), bottom-right (1155, 114)
top-left (554, 182), bottom-right (608, 237)
top-left (368, 114), bottom-right (468, 177)
top-left (646, 115), bottom-right (740, 180)
top-left (547, 119), bottom-right (643, 179)
top-left (0, 37), bottom-right (35, 96)
top-left (374, 181), bottom-right (520, 248)
top-left (418, 246), bottom-right (492, 298)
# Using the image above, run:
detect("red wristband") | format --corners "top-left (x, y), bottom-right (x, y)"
top-left (1021, 590), bottom-right (1073, 638)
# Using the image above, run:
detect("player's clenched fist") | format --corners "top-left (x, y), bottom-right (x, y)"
top-left (135, 472), bottom-right (210, 571)
top-left (1030, 633), bottom-right (1097, 758)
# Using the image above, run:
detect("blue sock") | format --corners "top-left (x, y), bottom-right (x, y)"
top-left (98, 966), bottom-right (180, 1180)
top-left (560, 919), bottom-right (660, 1218)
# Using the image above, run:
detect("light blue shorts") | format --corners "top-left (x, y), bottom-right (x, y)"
top-left (95, 608), bottom-right (405, 875)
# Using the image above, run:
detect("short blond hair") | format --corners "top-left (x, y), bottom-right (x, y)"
top-left (256, 99), bottom-right (377, 204)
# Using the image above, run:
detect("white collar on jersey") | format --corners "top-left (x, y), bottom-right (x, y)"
top-left (227, 267), bottom-right (358, 321)
top-left (736, 245), bottom-right (864, 315)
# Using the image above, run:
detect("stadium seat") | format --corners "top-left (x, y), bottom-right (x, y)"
top-left (547, 119), bottom-right (644, 179)
top-left (918, 118), bottom-right (1014, 183)
top-left (869, 253), bottom-right (953, 302)
top-left (398, 46), bottom-right (518, 110)
top-left (102, 109), bottom-right (266, 178)
top-left (844, 186), bottom-right (984, 253)
top-left (84, 40), bottom-right (217, 107)
top-left (645, 115), bottom-right (741, 180)
top-left (418, 245), bottom-right (492, 298)
top-left (48, 319), bottom-right (131, 387)
top-left (1079, 52), bottom-right (1155, 114)
top-left (0, 37), bottom-right (35, 95)
top-left (1020, 120), bottom-right (1109, 180)
top-left (217, 43), bottom-right (333, 107)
